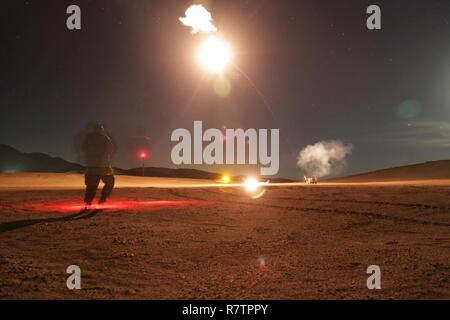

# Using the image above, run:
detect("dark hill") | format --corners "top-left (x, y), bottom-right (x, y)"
top-left (0, 144), bottom-right (84, 173)
top-left (0, 144), bottom-right (293, 181)
top-left (332, 160), bottom-right (450, 182)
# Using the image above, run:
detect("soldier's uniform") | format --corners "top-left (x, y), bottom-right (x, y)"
top-left (81, 124), bottom-right (115, 205)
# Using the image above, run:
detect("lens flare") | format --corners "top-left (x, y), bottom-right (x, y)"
top-left (243, 178), bottom-right (270, 199)
top-left (244, 177), bottom-right (260, 192)
top-left (213, 76), bottom-right (232, 96)
top-left (198, 36), bottom-right (232, 73)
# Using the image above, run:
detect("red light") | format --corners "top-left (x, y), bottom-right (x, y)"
top-left (139, 152), bottom-right (147, 159)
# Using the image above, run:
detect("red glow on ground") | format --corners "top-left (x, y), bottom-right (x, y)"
top-left (18, 199), bottom-right (207, 213)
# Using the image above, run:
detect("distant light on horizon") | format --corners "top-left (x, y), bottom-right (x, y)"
top-left (243, 177), bottom-right (260, 192)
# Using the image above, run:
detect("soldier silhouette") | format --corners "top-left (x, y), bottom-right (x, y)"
top-left (80, 122), bottom-right (115, 208)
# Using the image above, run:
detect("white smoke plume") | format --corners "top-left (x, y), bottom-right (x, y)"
top-left (297, 140), bottom-right (353, 178)
top-left (179, 4), bottom-right (217, 34)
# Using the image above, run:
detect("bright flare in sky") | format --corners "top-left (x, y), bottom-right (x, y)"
top-left (198, 36), bottom-right (233, 73)
top-left (179, 4), bottom-right (217, 34)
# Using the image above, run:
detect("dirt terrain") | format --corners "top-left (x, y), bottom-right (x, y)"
top-left (0, 174), bottom-right (449, 299)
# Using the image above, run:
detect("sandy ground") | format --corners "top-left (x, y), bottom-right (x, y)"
top-left (0, 174), bottom-right (449, 299)
top-left (0, 173), bottom-right (216, 190)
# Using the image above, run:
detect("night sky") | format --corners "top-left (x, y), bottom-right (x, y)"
top-left (2, 0), bottom-right (450, 179)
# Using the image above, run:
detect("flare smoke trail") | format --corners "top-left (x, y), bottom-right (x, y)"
top-left (179, 4), bottom-right (217, 34)
top-left (178, 3), bottom-right (283, 146)
top-left (297, 140), bottom-right (353, 178)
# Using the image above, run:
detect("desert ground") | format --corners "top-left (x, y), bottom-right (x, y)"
top-left (0, 173), bottom-right (449, 299)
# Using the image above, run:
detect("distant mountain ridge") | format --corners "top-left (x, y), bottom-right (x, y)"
top-left (0, 144), bottom-right (219, 178)
top-left (0, 144), bottom-right (292, 182)
top-left (0, 144), bottom-right (84, 173)
top-left (333, 160), bottom-right (450, 182)
top-left (3, 144), bottom-right (449, 182)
